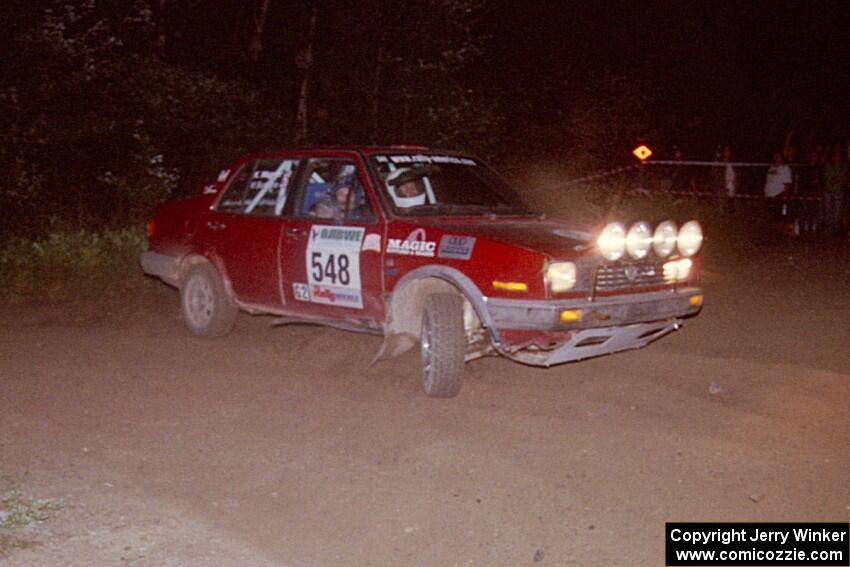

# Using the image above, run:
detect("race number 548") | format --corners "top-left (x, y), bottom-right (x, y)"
top-left (310, 252), bottom-right (351, 286)
top-left (305, 226), bottom-right (365, 309)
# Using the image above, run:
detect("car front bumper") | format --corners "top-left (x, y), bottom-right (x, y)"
top-left (484, 287), bottom-right (703, 366)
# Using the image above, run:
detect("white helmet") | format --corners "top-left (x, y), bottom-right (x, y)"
top-left (386, 168), bottom-right (426, 208)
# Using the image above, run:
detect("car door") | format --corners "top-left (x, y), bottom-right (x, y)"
top-left (200, 156), bottom-right (299, 308)
top-left (279, 154), bottom-right (385, 325)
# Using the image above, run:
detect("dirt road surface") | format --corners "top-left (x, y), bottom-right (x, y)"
top-left (2, 242), bottom-right (848, 566)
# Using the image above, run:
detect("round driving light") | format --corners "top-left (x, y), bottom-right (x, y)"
top-left (653, 220), bottom-right (678, 257)
top-left (597, 222), bottom-right (626, 261)
top-left (626, 221), bottom-right (653, 259)
top-left (546, 262), bottom-right (577, 293)
top-left (677, 220), bottom-right (703, 257)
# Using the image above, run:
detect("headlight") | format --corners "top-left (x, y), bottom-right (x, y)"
top-left (597, 222), bottom-right (626, 261)
top-left (626, 221), bottom-right (652, 260)
top-left (546, 262), bottom-right (577, 292)
top-left (653, 220), bottom-right (678, 257)
top-left (677, 220), bottom-right (703, 257)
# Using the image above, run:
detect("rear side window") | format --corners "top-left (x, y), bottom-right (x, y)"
top-left (216, 158), bottom-right (299, 216)
top-left (293, 157), bottom-right (375, 223)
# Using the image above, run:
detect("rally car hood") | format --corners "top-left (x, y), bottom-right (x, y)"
top-left (412, 217), bottom-right (595, 259)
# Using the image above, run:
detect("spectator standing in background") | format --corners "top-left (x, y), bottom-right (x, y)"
top-left (764, 152), bottom-right (799, 234)
top-left (822, 143), bottom-right (848, 235)
top-left (764, 151), bottom-right (793, 198)
top-left (670, 146), bottom-right (695, 194)
top-left (800, 148), bottom-right (824, 234)
top-left (764, 151), bottom-right (795, 229)
top-left (783, 129), bottom-right (798, 164)
top-left (717, 145), bottom-right (738, 212)
top-left (712, 145), bottom-right (737, 212)
top-left (722, 145), bottom-right (737, 198)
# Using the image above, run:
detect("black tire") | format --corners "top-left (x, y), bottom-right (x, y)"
top-left (180, 263), bottom-right (238, 337)
top-left (420, 294), bottom-right (465, 398)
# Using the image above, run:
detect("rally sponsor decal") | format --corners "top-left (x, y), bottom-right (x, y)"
top-left (374, 154), bottom-right (477, 166)
top-left (361, 233), bottom-right (381, 252)
top-left (306, 225), bottom-right (365, 309)
top-left (292, 282), bottom-right (310, 301)
top-left (438, 235), bottom-right (476, 260)
top-left (387, 228), bottom-right (436, 257)
top-left (310, 285), bottom-right (363, 307)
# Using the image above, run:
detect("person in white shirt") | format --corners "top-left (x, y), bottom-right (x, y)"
top-left (764, 152), bottom-right (793, 197)
top-left (764, 151), bottom-right (795, 226)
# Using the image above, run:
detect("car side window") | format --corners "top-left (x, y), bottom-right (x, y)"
top-left (294, 158), bottom-right (374, 223)
top-left (216, 158), bottom-right (299, 216)
top-left (216, 162), bottom-right (254, 213)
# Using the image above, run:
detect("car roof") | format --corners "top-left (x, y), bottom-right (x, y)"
top-left (234, 145), bottom-right (478, 157)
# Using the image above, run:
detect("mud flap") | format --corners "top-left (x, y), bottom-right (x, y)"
top-left (370, 332), bottom-right (418, 365)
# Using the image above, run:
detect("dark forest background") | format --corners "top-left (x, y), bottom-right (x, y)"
top-left (1, 0), bottom-right (848, 237)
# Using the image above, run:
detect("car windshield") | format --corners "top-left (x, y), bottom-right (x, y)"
top-left (370, 153), bottom-right (534, 216)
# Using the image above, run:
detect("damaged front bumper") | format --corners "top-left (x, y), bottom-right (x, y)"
top-left (484, 287), bottom-right (703, 366)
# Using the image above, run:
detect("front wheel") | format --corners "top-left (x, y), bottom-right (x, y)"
top-left (420, 294), bottom-right (465, 398)
top-left (180, 263), bottom-right (238, 337)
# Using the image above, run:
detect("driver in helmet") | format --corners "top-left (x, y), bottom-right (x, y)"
top-left (385, 168), bottom-right (427, 209)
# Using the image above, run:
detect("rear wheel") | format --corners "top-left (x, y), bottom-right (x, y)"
top-left (420, 294), bottom-right (465, 398)
top-left (180, 263), bottom-right (237, 337)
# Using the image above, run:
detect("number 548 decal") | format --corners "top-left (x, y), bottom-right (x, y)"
top-left (310, 252), bottom-right (351, 285)
top-left (305, 226), bottom-right (365, 309)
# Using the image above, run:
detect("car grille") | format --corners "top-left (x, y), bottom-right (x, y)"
top-left (594, 262), bottom-right (666, 292)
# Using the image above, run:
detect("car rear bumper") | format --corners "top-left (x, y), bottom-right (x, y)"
top-left (484, 287), bottom-right (702, 366)
top-left (140, 251), bottom-right (180, 286)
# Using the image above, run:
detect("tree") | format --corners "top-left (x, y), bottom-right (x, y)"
top-left (0, 0), bottom-right (291, 235)
top-left (293, 2), bottom-right (318, 143)
top-left (248, 0), bottom-right (272, 63)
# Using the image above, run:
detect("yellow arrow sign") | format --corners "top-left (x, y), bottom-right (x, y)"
top-left (632, 144), bottom-right (652, 161)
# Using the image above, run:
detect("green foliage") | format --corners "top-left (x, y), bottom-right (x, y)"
top-left (308, 0), bottom-right (495, 153)
top-left (379, 0), bottom-right (495, 151)
top-left (560, 73), bottom-right (656, 165)
top-left (1, 0), bottom-right (289, 237)
top-left (0, 227), bottom-right (147, 298)
top-left (0, 490), bottom-right (63, 529)
top-left (0, 0), bottom-right (714, 242)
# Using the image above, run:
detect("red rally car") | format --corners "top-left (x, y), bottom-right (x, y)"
top-left (141, 147), bottom-right (704, 397)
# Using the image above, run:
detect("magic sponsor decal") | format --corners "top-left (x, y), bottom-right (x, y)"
top-left (387, 228), bottom-right (436, 257)
top-left (438, 235), bottom-right (476, 260)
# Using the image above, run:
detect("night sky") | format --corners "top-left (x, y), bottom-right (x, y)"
top-left (483, 1), bottom-right (849, 159)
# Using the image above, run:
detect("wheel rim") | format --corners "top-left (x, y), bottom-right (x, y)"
top-left (184, 275), bottom-right (215, 329)
top-left (421, 311), bottom-right (434, 391)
